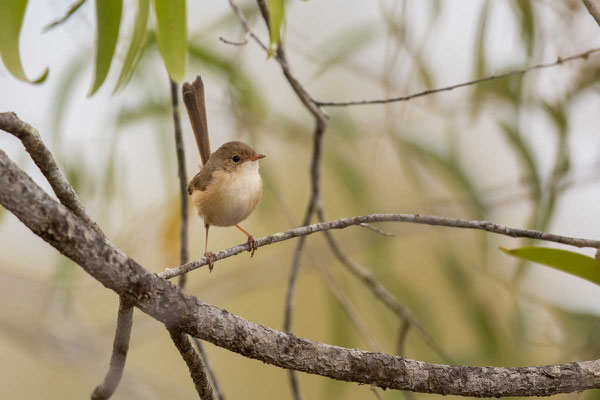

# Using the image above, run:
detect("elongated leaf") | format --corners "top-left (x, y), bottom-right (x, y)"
top-left (266, 0), bottom-right (285, 57)
top-left (89, 0), bottom-right (122, 95)
top-left (501, 247), bottom-right (600, 286)
top-left (114, 0), bottom-right (149, 92)
top-left (153, 0), bottom-right (186, 81)
top-left (0, 0), bottom-right (48, 83)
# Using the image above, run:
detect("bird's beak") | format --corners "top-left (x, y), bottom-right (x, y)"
top-left (250, 153), bottom-right (266, 161)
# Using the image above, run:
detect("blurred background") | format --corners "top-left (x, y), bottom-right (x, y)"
top-left (1, 0), bottom-right (600, 398)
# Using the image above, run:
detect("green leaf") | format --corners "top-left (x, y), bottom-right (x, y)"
top-left (501, 247), bottom-right (600, 286)
top-left (114, 0), bottom-right (150, 93)
top-left (0, 0), bottom-right (49, 83)
top-left (89, 0), bottom-right (122, 96)
top-left (266, 0), bottom-right (285, 57)
top-left (153, 0), bottom-right (187, 81)
top-left (510, 0), bottom-right (535, 56)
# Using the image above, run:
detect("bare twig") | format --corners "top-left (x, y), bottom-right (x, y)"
top-left (169, 80), bottom-right (189, 289)
top-left (370, 387), bottom-right (384, 400)
top-left (396, 320), bottom-right (411, 357)
top-left (317, 221), bottom-right (453, 363)
top-left (91, 298), bottom-right (134, 400)
top-left (191, 338), bottom-right (225, 400)
top-left (311, 253), bottom-right (382, 352)
top-left (4, 156), bottom-right (600, 397)
top-left (169, 80), bottom-right (217, 398)
top-left (169, 330), bottom-right (215, 400)
top-left (314, 47), bottom-right (600, 107)
top-left (359, 223), bottom-right (396, 237)
top-left (0, 112), bottom-right (103, 235)
top-left (43, 0), bottom-right (87, 31)
top-left (583, 0), bottom-right (600, 26)
top-left (160, 212), bottom-right (600, 279)
top-left (219, 36), bottom-right (248, 46)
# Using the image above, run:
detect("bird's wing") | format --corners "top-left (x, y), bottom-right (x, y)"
top-left (187, 164), bottom-right (214, 194)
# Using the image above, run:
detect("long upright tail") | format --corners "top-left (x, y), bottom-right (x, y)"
top-left (182, 75), bottom-right (211, 165)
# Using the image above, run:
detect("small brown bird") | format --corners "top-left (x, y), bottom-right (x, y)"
top-left (182, 76), bottom-right (265, 271)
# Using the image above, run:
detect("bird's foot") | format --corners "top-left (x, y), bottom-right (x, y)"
top-left (204, 251), bottom-right (216, 272)
top-left (247, 235), bottom-right (258, 257)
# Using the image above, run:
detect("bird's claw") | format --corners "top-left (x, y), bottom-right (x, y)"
top-left (204, 251), bottom-right (216, 272)
top-left (247, 236), bottom-right (258, 257)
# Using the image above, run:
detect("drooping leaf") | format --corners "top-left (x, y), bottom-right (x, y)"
top-left (89, 0), bottom-right (122, 95)
top-left (114, 0), bottom-right (150, 93)
top-left (501, 247), bottom-right (600, 286)
top-left (153, 0), bottom-right (187, 81)
top-left (0, 0), bottom-right (49, 83)
top-left (510, 0), bottom-right (535, 56)
top-left (266, 0), bottom-right (285, 57)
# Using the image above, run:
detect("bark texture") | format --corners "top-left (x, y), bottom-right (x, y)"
top-left (3, 149), bottom-right (600, 397)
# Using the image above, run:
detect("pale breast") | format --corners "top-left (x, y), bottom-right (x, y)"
top-left (192, 161), bottom-right (262, 227)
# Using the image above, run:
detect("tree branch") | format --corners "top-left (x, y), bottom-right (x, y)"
top-left (0, 112), bottom-right (103, 235)
top-left (169, 329), bottom-right (215, 400)
top-left (91, 298), bottom-right (134, 400)
top-left (314, 47), bottom-right (600, 107)
top-left (0, 111), bottom-right (132, 399)
top-left (159, 212), bottom-right (600, 279)
top-left (583, 0), bottom-right (600, 26)
top-left (3, 150), bottom-right (600, 397)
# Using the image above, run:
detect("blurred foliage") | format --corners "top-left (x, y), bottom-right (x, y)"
top-left (2, 1), bottom-right (600, 399)
top-left (0, 0), bottom-right (48, 83)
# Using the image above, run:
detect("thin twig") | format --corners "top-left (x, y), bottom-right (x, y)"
top-left (169, 80), bottom-right (217, 398)
top-left (91, 298), bottom-right (134, 400)
top-left (169, 80), bottom-right (189, 289)
top-left (317, 209), bottom-right (452, 363)
top-left (43, 0), bottom-right (88, 31)
top-left (219, 36), bottom-right (248, 46)
top-left (396, 320), bottom-right (411, 357)
top-left (360, 223), bottom-right (396, 237)
top-left (160, 212), bottom-right (600, 279)
top-left (0, 112), bottom-right (103, 235)
top-left (314, 47), bottom-right (600, 107)
top-left (310, 252), bottom-right (382, 352)
top-left (169, 330), bottom-right (215, 400)
top-left (370, 387), bottom-right (384, 400)
top-left (583, 0), bottom-right (600, 27)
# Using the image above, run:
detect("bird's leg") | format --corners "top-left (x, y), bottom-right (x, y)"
top-left (204, 224), bottom-right (215, 272)
top-left (235, 224), bottom-right (258, 257)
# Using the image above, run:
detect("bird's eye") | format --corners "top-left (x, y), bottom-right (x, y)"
top-left (232, 155), bottom-right (240, 163)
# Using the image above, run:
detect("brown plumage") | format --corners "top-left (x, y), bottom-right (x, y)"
top-left (182, 76), bottom-right (265, 271)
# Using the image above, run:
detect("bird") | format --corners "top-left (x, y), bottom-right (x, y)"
top-left (182, 76), bottom-right (265, 271)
